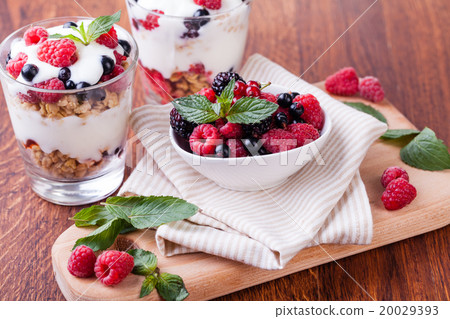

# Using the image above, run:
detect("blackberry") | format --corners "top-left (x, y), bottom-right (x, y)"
top-left (211, 72), bottom-right (245, 95)
top-left (242, 116), bottom-right (272, 137)
top-left (170, 108), bottom-right (198, 139)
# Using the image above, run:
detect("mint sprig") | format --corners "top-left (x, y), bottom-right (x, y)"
top-left (172, 80), bottom-right (278, 124)
top-left (49, 11), bottom-right (121, 45)
top-left (128, 249), bottom-right (189, 300)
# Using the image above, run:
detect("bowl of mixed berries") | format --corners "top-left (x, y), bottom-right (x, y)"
top-left (169, 72), bottom-right (332, 191)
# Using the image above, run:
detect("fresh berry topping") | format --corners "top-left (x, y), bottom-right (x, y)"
top-left (67, 245), bottom-right (97, 278)
top-left (139, 10), bottom-right (164, 31)
top-left (245, 85), bottom-right (261, 98)
top-left (189, 63), bottom-right (207, 74)
top-left (381, 178), bottom-right (417, 210)
top-left (226, 139), bottom-right (248, 158)
top-left (23, 26), bottom-right (48, 46)
top-left (104, 65), bottom-right (126, 92)
top-left (33, 78), bottom-right (65, 103)
top-left (101, 55), bottom-right (115, 75)
top-left (58, 67), bottom-right (71, 82)
top-left (118, 39), bottom-right (131, 57)
top-left (113, 50), bottom-right (126, 65)
top-left (21, 64), bottom-right (39, 82)
top-left (381, 166), bottom-right (409, 188)
top-left (194, 0), bottom-right (222, 10)
top-left (273, 106), bottom-right (292, 123)
top-left (293, 94), bottom-right (325, 130)
top-left (37, 38), bottom-right (77, 67)
top-left (359, 76), bottom-right (385, 103)
top-left (247, 80), bottom-right (260, 88)
top-left (260, 92), bottom-right (277, 103)
top-left (63, 22), bottom-right (78, 28)
top-left (277, 93), bottom-right (293, 109)
top-left (291, 92), bottom-right (300, 99)
top-left (181, 29), bottom-right (200, 39)
top-left (242, 116), bottom-right (272, 137)
top-left (96, 26), bottom-right (118, 48)
top-left (185, 9), bottom-right (210, 31)
top-left (325, 67), bottom-right (359, 96)
top-left (196, 87), bottom-right (216, 102)
top-left (143, 67), bottom-right (171, 103)
top-left (215, 143), bottom-right (230, 158)
top-left (292, 118), bottom-right (306, 124)
top-left (211, 72), bottom-right (245, 95)
top-left (274, 112), bottom-right (288, 129)
top-left (262, 129), bottom-right (297, 154)
top-left (215, 118), bottom-right (227, 131)
top-left (287, 123), bottom-right (320, 146)
top-left (242, 137), bottom-right (269, 156)
top-left (65, 80), bottom-right (76, 89)
top-left (189, 124), bottom-right (221, 156)
top-left (234, 80), bottom-right (247, 96)
top-left (76, 81), bottom-right (91, 89)
top-left (289, 102), bottom-right (304, 119)
top-left (220, 122), bottom-right (244, 139)
top-left (94, 250), bottom-right (134, 286)
top-left (18, 92), bottom-right (39, 104)
top-left (170, 108), bottom-right (198, 139)
top-left (6, 52), bottom-right (28, 78)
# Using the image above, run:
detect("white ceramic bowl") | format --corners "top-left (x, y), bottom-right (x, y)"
top-left (170, 85), bottom-right (332, 191)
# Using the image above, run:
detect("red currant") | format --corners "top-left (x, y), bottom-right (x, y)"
top-left (234, 80), bottom-right (247, 96)
top-left (245, 86), bottom-right (261, 97)
top-left (247, 80), bottom-right (260, 88)
top-left (232, 95), bottom-right (243, 105)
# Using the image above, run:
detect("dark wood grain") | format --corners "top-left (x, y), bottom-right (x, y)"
top-left (0, 0), bottom-right (448, 301)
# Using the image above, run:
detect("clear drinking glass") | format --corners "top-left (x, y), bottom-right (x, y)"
top-left (0, 17), bottom-right (138, 205)
top-left (125, 0), bottom-right (252, 104)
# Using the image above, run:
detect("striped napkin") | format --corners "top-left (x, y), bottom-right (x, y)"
top-left (119, 54), bottom-right (387, 270)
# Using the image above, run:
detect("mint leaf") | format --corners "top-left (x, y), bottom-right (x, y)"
top-left (86, 11), bottom-right (121, 43)
top-left (71, 205), bottom-right (111, 227)
top-left (381, 129), bottom-right (420, 140)
top-left (211, 103), bottom-right (221, 116)
top-left (128, 249), bottom-right (158, 276)
top-left (156, 273), bottom-right (189, 301)
top-left (73, 218), bottom-right (124, 251)
top-left (217, 79), bottom-right (235, 116)
top-left (226, 97), bottom-right (278, 124)
top-left (172, 95), bottom-right (220, 124)
top-left (48, 33), bottom-right (85, 44)
top-left (400, 127), bottom-right (450, 171)
top-left (140, 274), bottom-right (158, 298)
top-left (343, 102), bottom-right (387, 124)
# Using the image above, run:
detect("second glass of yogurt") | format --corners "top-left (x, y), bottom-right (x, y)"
top-left (126, 0), bottom-right (252, 104)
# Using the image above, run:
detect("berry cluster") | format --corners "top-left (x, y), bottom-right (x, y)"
top-left (170, 72), bottom-right (325, 157)
top-left (380, 166), bottom-right (417, 210)
top-left (325, 67), bottom-right (385, 103)
top-left (67, 245), bottom-right (134, 286)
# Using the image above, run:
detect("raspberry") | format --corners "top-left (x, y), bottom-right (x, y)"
top-left (381, 178), bottom-right (417, 210)
top-left (381, 166), bottom-right (409, 188)
top-left (189, 63), bottom-right (206, 74)
top-left (67, 245), bottom-right (97, 278)
top-left (6, 52), bottom-right (28, 78)
top-left (94, 250), bottom-right (134, 286)
top-left (262, 129), bottom-right (297, 154)
top-left (359, 76), bottom-right (385, 103)
top-left (226, 139), bottom-right (248, 157)
top-left (211, 72), bottom-right (245, 95)
top-left (220, 122), bottom-right (244, 139)
top-left (293, 94), bottom-right (325, 130)
top-left (33, 78), bottom-right (65, 103)
top-left (113, 50), bottom-right (126, 65)
top-left (18, 92), bottom-right (39, 104)
top-left (325, 67), bottom-right (359, 96)
top-left (106, 65), bottom-right (126, 92)
top-left (287, 123), bottom-right (320, 146)
top-left (37, 38), bottom-right (77, 67)
top-left (170, 108), bottom-right (198, 139)
top-left (260, 92), bottom-right (277, 103)
top-left (242, 116), bottom-right (272, 137)
top-left (196, 87), bottom-right (216, 103)
top-left (139, 10), bottom-right (164, 31)
top-left (95, 26), bottom-right (118, 49)
top-left (23, 26), bottom-right (48, 46)
top-left (215, 118), bottom-right (227, 131)
top-left (142, 67), bottom-right (171, 103)
top-left (194, 0), bottom-right (222, 10)
top-left (189, 124), bottom-right (222, 156)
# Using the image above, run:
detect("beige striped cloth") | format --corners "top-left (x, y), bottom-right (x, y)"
top-left (119, 54), bottom-right (387, 270)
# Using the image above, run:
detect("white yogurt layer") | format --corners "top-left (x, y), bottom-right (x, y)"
top-left (129, 0), bottom-right (250, 78)
top-left (6, 90), bottom-right (131, 162)
top-left (9, 20), bottom-right (121, 86)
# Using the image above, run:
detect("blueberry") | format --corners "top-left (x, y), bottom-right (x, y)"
top-left (291, 92), bottom-right (300, 99)
top-left (63, 22), bottom-right (78, 28)
top-left (184, 9), bottom-right (210, 31)
top-left (118, 39), bottom-right (131, 57)
top-left (21, 64), bottom-right (39, 82)
top-left (193, 8), bottom-right (210, 27)
top-left (89, 88), bottom-right (106, 101)
top-left (215, 144), bottom-right (230, 158)
top-left (289, 102), bottom-right (304, 119)
top-left (274, 112), bottom-right (288, 129)
top-left (58, 67), bottom-right (71, 82)
top-left (277, 93), bottom-right (293, 109)
top-left (6, 51), bottom-right (11, 64)
top-left (292, 118), bottom-right (306, 124)
top-left (181, 29), bottom-right (200, 39)
top-left (242, 137), bottom-right (268, 156)
top-left (65, 80), bottom-right (76, 89)
top-left (76, 82), bottom-right (91, 101)
top-left (101, 55), bottom-right (115, 75)
top-left (76, 82), bottom-right (90, 89)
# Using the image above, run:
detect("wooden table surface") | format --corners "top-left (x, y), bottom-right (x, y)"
top-left (0, 0), bottom-right (448, 301)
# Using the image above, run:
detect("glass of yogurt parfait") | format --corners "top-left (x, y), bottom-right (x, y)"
top-left (0, 13), bottom-right (138, 205)
top-left (126, 0), bottom-right (252, 104)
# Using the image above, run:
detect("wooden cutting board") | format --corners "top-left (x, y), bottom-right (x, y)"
top-left (51, 83), bottom-right (450, 301)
